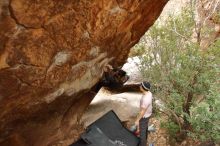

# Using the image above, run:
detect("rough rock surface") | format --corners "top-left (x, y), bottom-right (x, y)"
top-left (0, 0), bottom-right (167, 145)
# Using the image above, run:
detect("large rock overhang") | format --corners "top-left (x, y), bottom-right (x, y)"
top-left (0, 0), bottom-right (168, 145)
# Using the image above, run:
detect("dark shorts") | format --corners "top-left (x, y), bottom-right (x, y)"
top-left (139, 117), bottom-right (150, 146)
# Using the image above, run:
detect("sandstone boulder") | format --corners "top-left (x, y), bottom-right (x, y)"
top-left (0, 0), bottom-right (167, 145)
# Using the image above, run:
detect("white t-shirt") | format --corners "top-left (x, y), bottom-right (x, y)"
top-left (140, 91), bottom-right (153, 118)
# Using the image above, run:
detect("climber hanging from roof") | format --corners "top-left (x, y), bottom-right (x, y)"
top-left (103, 65), bottom-right (129, 88)
top-left (95, 64), bottom-right (129, 92)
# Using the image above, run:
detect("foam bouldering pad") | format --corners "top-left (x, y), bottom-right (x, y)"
top-left (70, 110), bottom-right (139, 146)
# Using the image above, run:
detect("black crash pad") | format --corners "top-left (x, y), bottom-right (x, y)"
top-left (70, 110), bottom-right (140, 146)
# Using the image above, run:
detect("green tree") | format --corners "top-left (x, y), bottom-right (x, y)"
top-left (133, 7), bottom-right (220, 143)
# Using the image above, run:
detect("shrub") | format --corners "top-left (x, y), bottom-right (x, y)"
top-left (134, 7), bottom-right (220, 143)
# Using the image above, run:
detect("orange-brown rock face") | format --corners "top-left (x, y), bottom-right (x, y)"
top-left (0, 0), bottom-right (167, 145)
